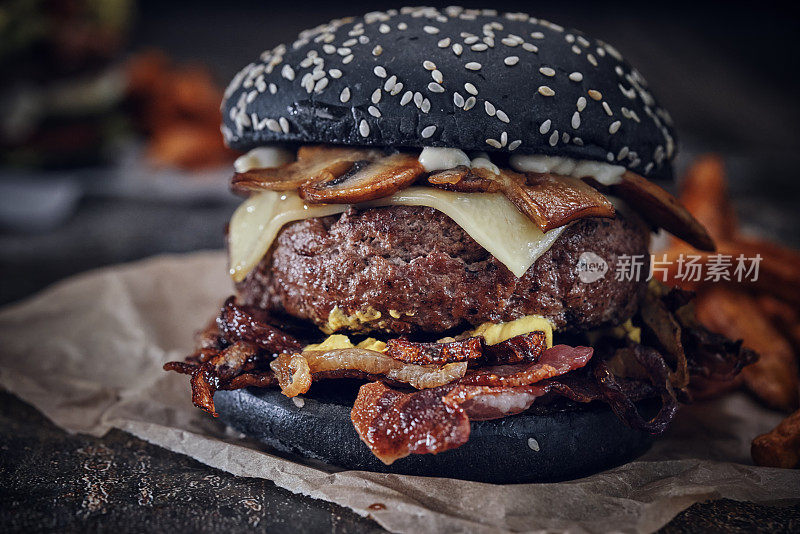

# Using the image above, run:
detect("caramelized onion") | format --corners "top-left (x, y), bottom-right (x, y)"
top-left (270, 348), bottom-right (468, 397)
top-left (385, 336), bottom-right (483, 365)
top-left (461, 345), bottom-right (593, 387)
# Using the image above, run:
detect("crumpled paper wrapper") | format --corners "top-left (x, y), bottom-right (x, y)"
top-left (1, 251), bottom-right (798, 533)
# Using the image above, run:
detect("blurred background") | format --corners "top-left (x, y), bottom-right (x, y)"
top-left (1, 0), bottom-right (798, 305)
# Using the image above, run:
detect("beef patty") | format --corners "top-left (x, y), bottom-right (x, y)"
top-left (237, 205), bottom-right (650, 335)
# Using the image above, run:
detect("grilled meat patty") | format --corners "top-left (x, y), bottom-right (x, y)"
top-left (237, 205), bottom-right (650, 335)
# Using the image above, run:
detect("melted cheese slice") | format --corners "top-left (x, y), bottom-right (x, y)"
top-left (228, 187), bottom-right (567, 282)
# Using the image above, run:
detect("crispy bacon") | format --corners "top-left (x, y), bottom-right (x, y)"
top-left (385, 336), bottom-right (483, 365)
top-left (351, 381), bottom-right (470, 465)
top-left (461, 345), bottom-right (594, 387)
top-left (300, 153), bottom-right (425, 204)
top-left (270, 348), bottom-right (468, 397)
top-left (218, 297), bottom-right (303, 354)
top-left (481, 331), bottom-right (547, 364)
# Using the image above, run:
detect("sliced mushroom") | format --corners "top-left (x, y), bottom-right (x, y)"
top-left (612, 171), bottom-right (715, 251)
top-left (300, 153), bottom-right (425, 204)
top-left (231, 145), bottom-right (378, 195)
top-left (427, 166), bottom-right (501, 193)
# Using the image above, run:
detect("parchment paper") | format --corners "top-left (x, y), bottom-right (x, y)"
top-left (1, 251), bottom-right (798, 533)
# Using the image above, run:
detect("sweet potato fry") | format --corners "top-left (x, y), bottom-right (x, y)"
top-left (679, 154), bottom-right (737, 241)
top-left (752, 409), bottom-right (800, 468)
top-left (694, 287), bottom-right (799, 411)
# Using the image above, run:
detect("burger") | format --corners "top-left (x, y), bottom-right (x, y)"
top-left (165, 7), bottom-right (755, 483)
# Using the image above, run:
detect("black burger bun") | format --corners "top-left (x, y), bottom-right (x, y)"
top-left (222, 6), bottom-right (677, 180)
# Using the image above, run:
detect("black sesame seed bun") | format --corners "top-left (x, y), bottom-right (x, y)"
top-left (222, 6), bottom-right (678, 180)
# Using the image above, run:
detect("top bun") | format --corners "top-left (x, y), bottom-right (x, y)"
top-left (222, 6), bottom-right (677, 180)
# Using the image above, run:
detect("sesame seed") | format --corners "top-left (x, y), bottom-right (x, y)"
top-left (465, 62), bottom-right (482, 71)
top-left (609, 121), bottom-right (622, 134)
top-left (337, 47), bottom-right (351, 56)
top-left (588, 89), bottom-right (602, 100)
top-left (438, 38), bottom-right (451, 48)
top-left (424, 25), bottom-right (440, 34)
top-left (509, 139), bottom-right (522, 151)
top-left (528, 437), bottom-right (540, 451)
top-left (486, 138), bottom-right (502, 148)
top-left (269, 83), bottom-right (277, 94)
top-left (281, 65), bottom-right (295, 81)
top-left (323, 44), bottom-right (336, 55)
top-left (484, 101), bottom-right (496, 116)
top-left (463, 96), bottom-right (476, 110)
top-left (452, 43), bottom-right (463, 55)
top-left (368, 105), bottom-right (381, 117)
top-left (379, 23), bottom-right (390, 34)
top-left (464, 36), bottom-right (479, 44)
top-left (569, 72), bottom-right (583, 82)
top-left (343, 54), bottom-right (354, 64)
top-left (577, 97), bottom-right (587, 112)
top-left (266, 119), bottom-right (281, 132)
top-left (471, 43), bottom-right (488, 51)
top-left (398, 22), bottom-right (408, 30)
top-left (421, 125), bottom-right (437, 138)
top-left (538, 86), bottom-right (555, 96)
top-left (432, 70), bottom-right (443, 83)
top-left (464, 83), bottom-right (478, 95)
top-left (571, 111), bottom-right (581, 129)
top-left (501, 131), bottom-right (508, 146)
top-left (496, 109), bottom-right (509, 123)
top-left (372, 45), bottom-right (383, 56)
top-left (574, 137), bottom-right (584, 146)
top-left (371, 88), bottom-right (382, 104)
top-left (501, 37), bottom-right (518, 47)
top-left (329, 69), bottom-right (342, 79)
top-left (359, 119), bottom-right (370, 137)
top-left (587, 54), bottom-right (598, 67)
top-left (400, 91), bottom-right (413, 106)
top-left (343, 38), bottom-right (357, 47)
top-left (549, 131), bottom-right (559, 146)
top-left (530, 32), bottom-right (544, 39)
top-left (391, 82), bottom-right (403, 95)
top-left (384, 75), bottom-right (397, 91)
top-left (279, 117), bottom-right (290, 133)
top-left (428, 82), bottom-right (444, 93)
top-left (339, 87), bottom-right (350, 103)
top-left (578, 36), bottom-right (590, 47)
top-left (414, 92), bottom-right (423, 107)
top-left (373, 66), bottom-right (387, 78)
top-left (539, 119), bottom-right (552, 134)
top-left (562, 132), bottom-right (570, 143)
top-left (423, 60), bottom-right (436, 70)
top-left (539, 67), bottom-right (556, 77)
top-left (421, 99), bottom-right (431, 113)
top-left (572, 45), bottom-right (582, 55)
top-left (359, 35), bottom-right (369, 44)
top-left (453, 92), bottom-right (465, 107)
top-left (618, 146), bottom-right (630, 160)
top-left (504, 56), bottom-right (519, 66)
top-left (602, 102), bottom-right (613, 116)
top-left (313, 78), bottom-right (328, 93)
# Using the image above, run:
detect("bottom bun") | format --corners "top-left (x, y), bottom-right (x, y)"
top-left (215, 380), bottom-right (657, 483)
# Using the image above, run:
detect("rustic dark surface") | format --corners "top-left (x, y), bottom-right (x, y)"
top-left (1, 390), bottom-right (799, 533)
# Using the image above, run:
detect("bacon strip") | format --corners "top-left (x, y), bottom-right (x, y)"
top-left (385, 336), bottom-right (483, 365)
top-left (218, 297), bottom-right (303, 354)
top-left (350, 382), bottom-right (470, 465)
top-left (461, 345), bottom-right (594, 386)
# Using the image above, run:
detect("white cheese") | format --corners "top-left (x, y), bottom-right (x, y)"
top-left (228, 187), bottom-right (566, 282)
top-left (509, 154), bottom-right (625, 185)
top-left (234, 146), bottom-right (294, 173)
